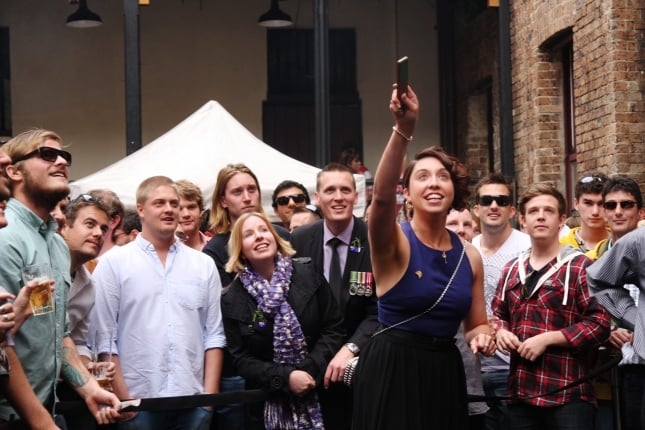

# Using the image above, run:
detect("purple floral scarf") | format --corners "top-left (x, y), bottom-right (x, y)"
top-left (240, 253), bottom-right (325, 429)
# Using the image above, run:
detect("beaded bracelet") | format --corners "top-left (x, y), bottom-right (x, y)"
top-left (343, 356), bottom-right (359, 387)
top-left (392, 126), bottom-right (413, 143)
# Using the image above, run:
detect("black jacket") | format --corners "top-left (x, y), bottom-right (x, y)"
top-left (289, 218), bottom-right (378, 351)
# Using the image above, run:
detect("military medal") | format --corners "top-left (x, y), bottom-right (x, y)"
top-left (349, 271), bottom-right (359, 295)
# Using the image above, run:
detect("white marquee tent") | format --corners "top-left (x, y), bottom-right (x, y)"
top-left (70, 100), bottom-right (366, 220)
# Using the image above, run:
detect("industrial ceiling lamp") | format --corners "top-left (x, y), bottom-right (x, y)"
top-left (258, 0), bottom-right (293, 28)
top-left (66, 0), bottom-right (103, 28)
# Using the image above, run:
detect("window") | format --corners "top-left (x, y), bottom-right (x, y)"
top-left (540, 29), bottom-right (574, 213)
top-left (262, 29), bottom-right (362, 166)
top-left (561, 42), bottom-right (576, 212)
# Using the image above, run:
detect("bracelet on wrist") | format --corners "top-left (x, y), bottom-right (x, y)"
top-left (392, 126), bottom-right (413, 143)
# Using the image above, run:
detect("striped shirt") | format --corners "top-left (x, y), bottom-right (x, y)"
top-left (587, 227), bottom-right (645, 361)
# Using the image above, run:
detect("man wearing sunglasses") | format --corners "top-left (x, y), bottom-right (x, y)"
top-left (0, 129), bottom-right (120, 428)
top-left (593, 175), bottom-right (644, 257)
top-left (271, 180), bottom-right (311, 229)
top-left (587, 175), bottom-right (644, 430)
top-left (471, 173), bottom-right (530, 430)
top-left (588, 224), bottom-right (645, 430)
top-left (560, 173), bottom-right (610, 253)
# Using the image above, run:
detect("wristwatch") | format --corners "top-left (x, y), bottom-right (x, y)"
top-left (345, 342), bottom-right (360, 355)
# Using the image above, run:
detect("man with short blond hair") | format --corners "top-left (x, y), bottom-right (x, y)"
top-left (92, 176), bottom-right (225, 430)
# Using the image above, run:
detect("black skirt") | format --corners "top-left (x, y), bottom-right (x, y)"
top-left (352, 328), bottom-right (468, 430)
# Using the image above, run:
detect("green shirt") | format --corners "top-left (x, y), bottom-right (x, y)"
top-left (0, 198), bottom-right (71, 420)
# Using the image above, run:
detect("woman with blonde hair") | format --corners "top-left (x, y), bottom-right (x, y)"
top-left (222, 212), bottom-right (344, 430)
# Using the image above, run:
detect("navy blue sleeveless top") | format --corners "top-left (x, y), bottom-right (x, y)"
top-left (378, 222), bottom-right (473, 337)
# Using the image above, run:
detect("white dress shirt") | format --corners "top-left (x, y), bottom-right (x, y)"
top-left (91, 234), bottom-right (226, 398)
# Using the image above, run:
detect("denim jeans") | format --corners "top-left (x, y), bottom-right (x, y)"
top-left (214, 375), bottom-right (245, 430)
top-left (506, 401), bottom-right (594, 430)
top-left (117, 407), bottom-right (212, 430)
top-left (482, 369), bottom-right (509, 430)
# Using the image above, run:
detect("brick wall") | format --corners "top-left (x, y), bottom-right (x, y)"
top-left (453, 0), bottom-right (645, 200)
top-left (513, 0), bottom-right (645, 195)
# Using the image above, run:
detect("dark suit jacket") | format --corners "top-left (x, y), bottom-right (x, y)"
top-left (290, 217), bottom-right (378, 351)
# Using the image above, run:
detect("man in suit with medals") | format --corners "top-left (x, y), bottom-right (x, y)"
top-left (290, 163), bottom-right (378, 430)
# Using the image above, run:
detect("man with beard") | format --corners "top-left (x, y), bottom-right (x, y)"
top-left (0, 130), bottom-right (120, 428)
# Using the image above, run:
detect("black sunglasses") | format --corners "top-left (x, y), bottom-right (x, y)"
top-left (477, 195), bottom-right (512, 207)
top-left (13, 146), bottom-right (72, 166)
top-left (72, 194), bottom-right (102, 205)
top-left (603, 200), bottom-right (637, 210)
top-left (275, 194), bottom-right (307, 206)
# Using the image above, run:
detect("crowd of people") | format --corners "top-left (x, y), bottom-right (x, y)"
top-left (0, 82), bottom-right (642, 430)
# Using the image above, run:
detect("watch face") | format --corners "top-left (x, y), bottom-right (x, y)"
top-left (346, 343), bottom-right (359, 354)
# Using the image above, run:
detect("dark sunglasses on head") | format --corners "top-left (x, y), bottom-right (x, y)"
top-left (275, 194), bottom-right (307, 206)
top-left (13, 146), bottom-right (72, 166)
top-left (603, 200), bottom-right (637, 210)
top-left (477, 195), bottom-right (512, 207)
top-left (579, 176), bottom-right (605, 184)
top-left (72, 194), bottom-right (102, 205)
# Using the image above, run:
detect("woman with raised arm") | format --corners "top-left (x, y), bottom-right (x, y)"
top-left (351, 85), bottom-right (495, 429)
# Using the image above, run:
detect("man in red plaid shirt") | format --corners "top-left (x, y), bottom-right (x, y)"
top-left (491, 183), bottom-right (610, 429)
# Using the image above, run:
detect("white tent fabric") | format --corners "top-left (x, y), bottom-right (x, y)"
top-left (70, 100), bottom-right (365, 220)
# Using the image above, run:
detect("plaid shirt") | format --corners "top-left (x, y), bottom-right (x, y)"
top-left (491, 248), bottom-right (611, 407)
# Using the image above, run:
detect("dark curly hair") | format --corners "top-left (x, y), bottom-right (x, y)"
top-left (402, 146), bottom-right (470, 212)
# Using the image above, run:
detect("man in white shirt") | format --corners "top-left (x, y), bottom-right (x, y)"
top-left (92, 176), bottom-right (225, 430)
top-left (471, 173), bottom-right (530, 430)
